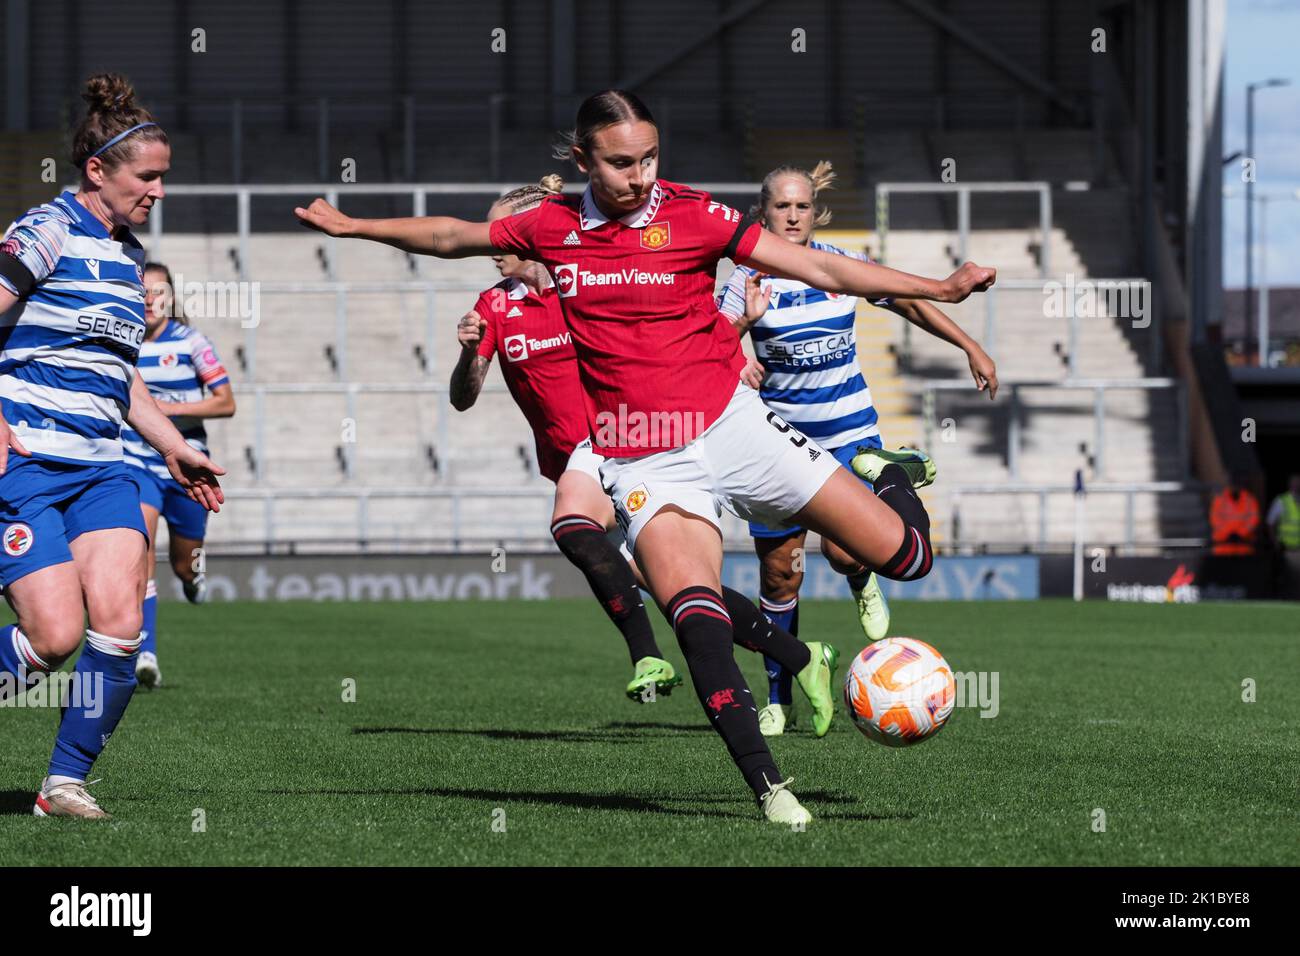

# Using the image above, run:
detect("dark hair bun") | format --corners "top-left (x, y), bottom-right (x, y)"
top-left (82, 73), bottom-right (136, 115)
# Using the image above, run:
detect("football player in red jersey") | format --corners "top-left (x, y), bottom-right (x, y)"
top-left (450, 175), bottom-right (843, 714)
top-left (450, 175), bottom-right (683, 702)
top-left (296, 90), bottom-right (995, 826)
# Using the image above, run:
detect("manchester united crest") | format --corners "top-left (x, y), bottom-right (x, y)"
top-left (640, 222), bottom-right (671, 250)
top-left (625, 486), bottom-right (649, 513)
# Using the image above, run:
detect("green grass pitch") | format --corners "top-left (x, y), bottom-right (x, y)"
top-left (1, 598), bottom-right (1296, 866)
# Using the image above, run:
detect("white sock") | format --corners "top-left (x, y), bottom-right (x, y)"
top-left (83, 628), bottom-right (144, 658)
top-left (11, 625), bottom-right (50, 671)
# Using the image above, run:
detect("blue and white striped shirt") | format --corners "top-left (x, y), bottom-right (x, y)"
top-left (0, 191), bottom-right (146, 465)
top-left (122, 319), bottom-right (229, 480)
top-left (718, 239), bottom-right (885, 451)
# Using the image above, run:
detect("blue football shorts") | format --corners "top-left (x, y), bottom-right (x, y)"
top-left (0, 457), bottom-right (149, 587)
top-left (128, 466), bottom-right (209, 541)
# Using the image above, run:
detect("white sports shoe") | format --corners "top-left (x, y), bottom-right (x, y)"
top-left (760, 776), bottom-right (812, 827)
top-left (758, 703), bottom-right (795, 737)
top-left (34, 778), bottom-right (110, 819)
top-left (136, 650), bottom-right (162, 689)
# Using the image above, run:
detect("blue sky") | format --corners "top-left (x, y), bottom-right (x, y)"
top-left (1222, 0), bottom-right (1300, 289)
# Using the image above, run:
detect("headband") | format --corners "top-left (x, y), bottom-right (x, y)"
top-left (85, 122), bottom-right (159, 165)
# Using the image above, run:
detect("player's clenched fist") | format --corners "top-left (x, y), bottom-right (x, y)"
top-left (457, 311), bottom-right (486, 350)
top-left (294, 197), bottom-right (354, 237)
top-left (942, 262), bottom-right (997, 303)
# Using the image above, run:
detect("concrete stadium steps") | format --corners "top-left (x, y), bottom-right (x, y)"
top-left (147, 239), bottom-right (502, 388)
top-left (169, 215), bottom-right (1181, 550)
top-left (212, 488), bottom-right (558, 546)
top-left (895, 390), bottom-right (1202, 547)
top-left (900, 289), bottom-right (1147, 382)
top-left (920, 390), bottom-right (1180, 482)
top-left (879, 227), bottom-right (1087, 280)
top-left (206, 375), bottom-right (541, 489)
top-left (145, 232), bottom-right (476, 284)
top-left (948, 488), bottom-right (1208, 550)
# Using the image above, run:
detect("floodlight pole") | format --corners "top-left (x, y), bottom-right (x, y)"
top-left (1245, 78), bottom-right (1290, 363)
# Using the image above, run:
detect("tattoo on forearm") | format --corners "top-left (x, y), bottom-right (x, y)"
top-left (450, 354), bottom-right (490, 408)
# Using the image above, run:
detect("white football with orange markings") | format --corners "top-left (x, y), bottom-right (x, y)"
top-left (844, 637), bottom-right (956, 747)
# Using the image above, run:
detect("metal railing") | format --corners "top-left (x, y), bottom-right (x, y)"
top-left (219, 487), bottom-right (554, 548)
top-left (236, 381), bottom-right (512, 485)
top-left (207, 486), bottom-right (755, 550)
top-left (233, 376), bottom-right (1185, 491)
top-left (209, 375), bottom-right (1193, 549)
top-left (236, 276), bottom-right (1152, 388)
top-left (145, 181), bottom-right (761, 280)
top-left (875, 181), bottom-right (1054, 277)
top-left (949, 482), bottom-right (1206, 553)
top-left (232, 281), bottom-right (484, 383)
top-left (206, 480), bottom-right (1201, 553)
top-left (965, 277), bottom-right (1153, 376)
top-left (919, 378), bottom-right (1187, 481)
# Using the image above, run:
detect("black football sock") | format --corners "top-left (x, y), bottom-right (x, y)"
top-left (665, 586), bottom-right (781, 800)
top-left (873, 464), bottom-right (934, 581)
top-left (720, 586), bottom-right (811, 674)
top-left (551, 515), bottom-right (661, 664)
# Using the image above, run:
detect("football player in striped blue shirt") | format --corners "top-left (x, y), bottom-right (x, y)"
top-left (0, 74), bottom-right (224, 818)
top-left (124, 262), bottom-right (235, 689)
top-left (718, 161), bottom-right (998, 736)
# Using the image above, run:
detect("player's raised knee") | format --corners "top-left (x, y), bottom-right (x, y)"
top-left (874, 526), bottom-right (934, 582)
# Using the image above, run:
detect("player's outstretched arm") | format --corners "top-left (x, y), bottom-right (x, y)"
top-left (886, 298), bottom-right (999, 400)
top-left (741, 229), bottom-right (995, 303)
top-left (127, 371), bottom-right (226, 511)
top-left (294, 198), bottom-right (498, 258)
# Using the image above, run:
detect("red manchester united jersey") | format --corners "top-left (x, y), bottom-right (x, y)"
top-left (474, 273), bottom-right (589, 481)
top-left (488, 179), bottom-right (762, 457)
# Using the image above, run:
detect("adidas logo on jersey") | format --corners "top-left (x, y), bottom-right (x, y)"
top-left (507, 306), bottom-right (523, 318)
top-left (563, 230), bottom-right (581, 246)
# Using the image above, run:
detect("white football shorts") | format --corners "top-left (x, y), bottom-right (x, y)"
top-left (598, 383), bottom-right (841, 555)
top-left (563, 436), bottom-right (632, 562)
top-left (563, 436), bottom-right (604, 485)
